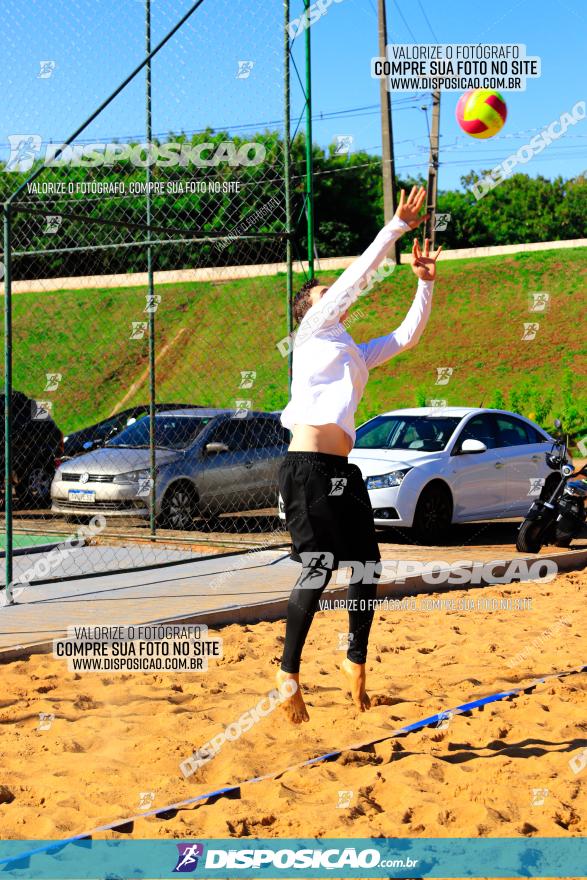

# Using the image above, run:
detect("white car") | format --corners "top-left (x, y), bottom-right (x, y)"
top-left (350, 407), bottom-right (555, 542)
top-left (278, 407), bottom-right (556, 544)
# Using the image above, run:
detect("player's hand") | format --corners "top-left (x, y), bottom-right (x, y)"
top-left (411, 237), bottom-right (442, 281)
top-left (395, 185), bottom-right (428, 229)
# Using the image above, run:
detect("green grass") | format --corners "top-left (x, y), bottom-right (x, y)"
top-left (1, 247), bottom-right (586, 435)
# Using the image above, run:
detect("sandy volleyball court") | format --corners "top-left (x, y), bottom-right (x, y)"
top-left (0, 569), bottom-right (585, 846)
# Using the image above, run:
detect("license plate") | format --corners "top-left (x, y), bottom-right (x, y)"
top-left (68, 489), bottom-right (95, 503)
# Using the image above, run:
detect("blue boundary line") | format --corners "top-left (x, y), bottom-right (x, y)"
top-left (0, 662), bottom-right (584, 868)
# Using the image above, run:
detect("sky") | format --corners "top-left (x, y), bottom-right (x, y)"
top-left (0, 0), bottom-right (585, 192)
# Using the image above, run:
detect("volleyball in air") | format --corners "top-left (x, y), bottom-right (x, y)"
top-left (456, 89), bottom-right (507, 139)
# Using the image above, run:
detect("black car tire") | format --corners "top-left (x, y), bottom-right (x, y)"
top-left (159, 481), bottom-right (198, 531)
top-left (412, 483), bottom-right (453, 545)
top-left (16, 468), bottom-right (53, 509)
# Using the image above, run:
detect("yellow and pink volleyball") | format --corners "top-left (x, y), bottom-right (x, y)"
top-left (456, 89), bottom-right (507, 139)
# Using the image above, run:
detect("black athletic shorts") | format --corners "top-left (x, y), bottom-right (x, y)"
top-left (278, 451), bottom-right (381, 569)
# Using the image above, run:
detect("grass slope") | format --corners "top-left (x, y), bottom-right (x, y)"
top-left (1, 247), bottom-right (585, 435)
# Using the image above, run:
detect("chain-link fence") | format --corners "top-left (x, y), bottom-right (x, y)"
top-left (1, 0), bottom-right (304, 594)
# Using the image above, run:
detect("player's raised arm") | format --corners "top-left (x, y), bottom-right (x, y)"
top-left (358, 237), bottom-right (442, 369)
top-left (299, 186), bottom-right (428, 336)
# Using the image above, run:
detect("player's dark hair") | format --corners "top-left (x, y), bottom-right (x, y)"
top-left (293, 277), bottom-right (322, 325)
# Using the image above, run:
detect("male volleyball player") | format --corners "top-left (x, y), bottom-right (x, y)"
top-left (276, 186), bottom-right (442, 723)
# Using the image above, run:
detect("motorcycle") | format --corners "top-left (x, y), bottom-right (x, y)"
top-left (516, 423), bottom-right (587, 554)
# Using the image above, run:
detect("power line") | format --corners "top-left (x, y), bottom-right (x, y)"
top-left (416, 0), bottom-right (439, 41)
top-left (393, 0), bottom-right (419, 42)
top-left (8, 99), bottom-right (426, 149)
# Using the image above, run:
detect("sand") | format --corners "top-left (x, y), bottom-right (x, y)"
top-left (0, 568), bottom-right (585, 849)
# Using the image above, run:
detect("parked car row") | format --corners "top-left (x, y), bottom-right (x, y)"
top-left (1, 390), bottom-right (569, 546)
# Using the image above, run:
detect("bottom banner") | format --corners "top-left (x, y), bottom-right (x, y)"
top-left (0, 837), bottom-right (585, 878)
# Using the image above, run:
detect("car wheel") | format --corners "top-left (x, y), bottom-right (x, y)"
top-left (412, 483), bottom-right (453, 545)
top-left (159, 482), bottom-right (198, 531)
top-left (16, 468), bottom-right (53, 509)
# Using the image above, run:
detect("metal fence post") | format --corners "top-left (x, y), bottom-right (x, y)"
top-left (3, 205), bottom-right (13, 603)
top-left (284, 0), bottom-right (293, 392)
top-left (146, 0), bottom-right (157, 538)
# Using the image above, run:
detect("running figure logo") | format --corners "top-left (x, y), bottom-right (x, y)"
top-left (299, 552), bottom-right (334, 588)
top-left (173, 843), bottom-right (204, 873)
top-left (329, 477), bottom-right (347, 496)
top-left (5, 135), bottom-right (42, 172)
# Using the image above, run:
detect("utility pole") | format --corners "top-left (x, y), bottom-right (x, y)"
top-left (425, 90), bottom-right (441, 248)
top-left (304, 0), bottom-right (315, 278)
top-left (377, 0), bottom-right (398, 262)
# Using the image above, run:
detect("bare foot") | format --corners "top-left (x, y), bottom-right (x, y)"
top-left (341, 657), bottom-right (371, 712)
top-left (276, 670), bottom-right (309, 724)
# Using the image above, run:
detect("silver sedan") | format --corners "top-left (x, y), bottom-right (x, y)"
top-left (51, 408), bottom-right (289, 529)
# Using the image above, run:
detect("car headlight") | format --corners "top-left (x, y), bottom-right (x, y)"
top-left (113, 468), bottom-right (153, 484)
top-left (365, 468), bottom-right (412, 490)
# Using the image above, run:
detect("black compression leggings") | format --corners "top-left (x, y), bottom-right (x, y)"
top-left (280, 562), bottom-right (381, 674)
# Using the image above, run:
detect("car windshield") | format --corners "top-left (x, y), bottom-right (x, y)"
top-left (355, 415), bottom-right (462, 452)
top-left (107, 414), bottom-right (212, 450)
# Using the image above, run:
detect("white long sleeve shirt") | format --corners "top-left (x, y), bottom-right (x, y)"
top-left (280, 215), bottom-right (434, 446)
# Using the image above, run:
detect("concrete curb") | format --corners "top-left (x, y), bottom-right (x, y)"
top-left (1, 546), bottom-right (585, 664)
top-left (4, 240), bottom-right (586, 294)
